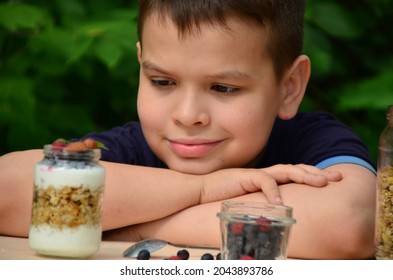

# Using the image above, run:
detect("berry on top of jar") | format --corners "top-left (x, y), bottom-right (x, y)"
top-left (51, 138), bottom-right (108, 152)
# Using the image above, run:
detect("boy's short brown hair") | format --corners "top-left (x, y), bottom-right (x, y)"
top-left (137, 0), bottom-right (306, 81)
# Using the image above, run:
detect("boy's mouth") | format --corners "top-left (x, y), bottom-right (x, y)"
top-left (168, 139), bottom-right (223, 158)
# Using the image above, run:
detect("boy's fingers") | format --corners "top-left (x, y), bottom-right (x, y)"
top-left (263, 164), bottom-right (342, 187)
top-left (295, 164), bottom-right (342, 181)
top-left (250, 171), bottom-right (282, 205)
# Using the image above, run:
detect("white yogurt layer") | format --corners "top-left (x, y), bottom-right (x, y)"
top-left (34, 163), bottom-right (105, 189)
top-left (29, 224), bottom-right (102, 258)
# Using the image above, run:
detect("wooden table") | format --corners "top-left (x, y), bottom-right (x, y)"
top-left (0, 235), bottom-right (220, 260)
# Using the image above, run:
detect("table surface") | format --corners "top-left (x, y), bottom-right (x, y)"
top-left (0, 235), bottom-right (220, 260)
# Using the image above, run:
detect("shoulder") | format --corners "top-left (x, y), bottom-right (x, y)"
top-left (82, 122), bottom-right (165, 167)
top-left (260, 112), bottom-right (375, 171)
top-left (273, 111), bottom-right (361, 144)
top-left (278, 111), bottom-right (344, 129)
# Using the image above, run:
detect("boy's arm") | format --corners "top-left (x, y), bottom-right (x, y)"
top-left (130, 164), bottom-right (376, 260)
top-left (0, 150), bottom-right (338, 237)
top-left (0, 150), bottom-right (212, 237)
top-left (0, 149), bottom-right (340, 237)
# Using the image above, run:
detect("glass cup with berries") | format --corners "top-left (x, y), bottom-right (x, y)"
top-left (29, 138), bottom-right (106, 258)
top-left (217, 201), bottom-right (296, 260)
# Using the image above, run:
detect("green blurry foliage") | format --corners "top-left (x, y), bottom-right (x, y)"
top-left (0, 0), bottom-right (139, 152)
top-left (302, 0), bottom-right (393, 162)
top-left (1, 0), bottom-right (392, 163)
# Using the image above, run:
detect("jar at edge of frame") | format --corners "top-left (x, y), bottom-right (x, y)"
top-left (375, 105), bottom-right (393, 259)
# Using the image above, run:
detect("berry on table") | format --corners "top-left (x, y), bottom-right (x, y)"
top-left (177, 249), bottom-right (190, 260)
top-left (166, 256), bottom-right (181, 260)
top-left (200, 253), bottom-right (214, 260)
top-left (136, 249), bottom-right (150, 260)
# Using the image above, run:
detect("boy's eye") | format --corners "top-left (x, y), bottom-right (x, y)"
top-left (151, 79), bottom-right (176, 87)
top-left (211, 84), bottom-right (239, 94)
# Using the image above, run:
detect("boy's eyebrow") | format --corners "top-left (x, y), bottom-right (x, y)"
top-left (142, 60), bottom-right (252, 81)
top-left (206, 71), bottom-right (251, 81)
top-left (141, 61), bottom-right (169, 74)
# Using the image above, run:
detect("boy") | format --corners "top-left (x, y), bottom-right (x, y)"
top-left (0, 0), bottom-right (376, 259)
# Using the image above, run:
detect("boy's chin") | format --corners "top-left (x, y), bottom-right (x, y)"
top-left (167, 161), bottom-right (223, 175)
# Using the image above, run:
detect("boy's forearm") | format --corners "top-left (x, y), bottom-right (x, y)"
top-left (0, 151), bottom-right (204, 236)
top-left (0, 150), bottom-right (42, 237)
top-left (284, 164), bottom-right (375, 259)
top-left (100, 161), bottom-right (204, 229)
top-left (131, 164), bottom-right (376, 259)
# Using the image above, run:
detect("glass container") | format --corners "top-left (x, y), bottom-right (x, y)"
top-left (375, 105), bottom-right (393, 259)
top-left (217, 201), bottom-right (296, 260)
top-left (29, 144), bottom-right (105, 258)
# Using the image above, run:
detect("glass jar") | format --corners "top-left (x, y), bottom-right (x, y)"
top-left (29, 144), bottom-right (105, 258)
top-left (375, 105), bottom-right (393, 259)
top-left (217, 201), bottom-right (296, 260)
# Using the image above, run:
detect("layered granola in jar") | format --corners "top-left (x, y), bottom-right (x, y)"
top-left (375, 105), bottom-right (393, 259)
top-left (29, 141), bottom-right (105, 258)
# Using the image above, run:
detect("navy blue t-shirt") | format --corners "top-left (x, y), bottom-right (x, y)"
top-left (83, 112), bottom-right (376, 173)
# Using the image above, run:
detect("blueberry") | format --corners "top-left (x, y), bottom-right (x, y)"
top-left (255, 246), bottom-right (272, 259)
top-left (177, 249), bottom-right (190, 260)
top-left (216, 253), bottom-right (221, 260)
top-left (201, 253), bottom-right (215, 260)
top-left (136, 249), bottom-right (150, 260)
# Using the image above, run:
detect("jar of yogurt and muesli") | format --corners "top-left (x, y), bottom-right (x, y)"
top-left (29, 143), bottom-right (105, 258)
top-left (375, 105), bottom-right (393, 259)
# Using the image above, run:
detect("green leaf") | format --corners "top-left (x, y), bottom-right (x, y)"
top-left (0, 77), bottom-right (35, 125)
top-left (311, 2), bottom-right (362, 39)
top-left (303, 25), bottom-right (333, 77)
top-left (337, 67), bottom-right (393, 110)
top-left (67, 32), bottom-right (94, 64)
top-left (30, 28), bottom-right (74, 59)
top-left (0, 3), bottom-right (50, 30)
top-left (94, 40), bottom-right (122, 68)
top-left (96, 141), bottom-right (109, 150)
top-left (37, 103), bottom-right (96, 134)
top-left (54, 0), bottom-right (86, 18)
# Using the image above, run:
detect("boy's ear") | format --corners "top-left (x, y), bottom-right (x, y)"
top-left (137, 41), bottom-right (142, 62)
top-left (277, 55), bottom-right (311, 120)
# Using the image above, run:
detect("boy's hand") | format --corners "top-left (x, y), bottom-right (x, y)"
top-left (200, 164), bottom-right (342, 205)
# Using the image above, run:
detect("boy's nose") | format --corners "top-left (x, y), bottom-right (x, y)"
top-left (172, 92), bottom-right (210, 127)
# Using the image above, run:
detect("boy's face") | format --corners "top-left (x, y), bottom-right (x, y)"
top-left (137, 14), bottom-right (289, 175)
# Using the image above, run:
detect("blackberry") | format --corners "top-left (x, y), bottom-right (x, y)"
top-left (225, 216), bottom-right (285, 260)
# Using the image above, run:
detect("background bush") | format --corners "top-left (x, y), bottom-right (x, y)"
top-left (1, 0), bottom-right (392, 164)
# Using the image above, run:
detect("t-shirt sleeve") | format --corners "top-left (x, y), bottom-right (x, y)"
top-left (315, 155), bottom-right (376, 174)
top-left (260, 112), bottom-right (376, 173)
